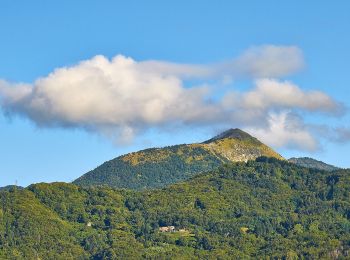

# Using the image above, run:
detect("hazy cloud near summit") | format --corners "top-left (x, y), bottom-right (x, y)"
top-left (333, 127), bottom-right (350, 142)
top-left (245, 112), bottom-right (319, 151)
top-left (0, 45), bottom-right (344, 150)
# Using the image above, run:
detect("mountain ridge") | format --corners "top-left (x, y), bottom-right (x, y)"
top-left (288, 157), bottom-right (339, 171)
top-left (0, 185), bottom-right (23, 191)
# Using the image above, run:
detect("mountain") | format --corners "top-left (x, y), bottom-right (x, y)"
top-left (0, 185), bottom-right (23, 191)
top-left (73, 128), bottom-right (283, 190)
top-left (288, 157), bottom-right (339, 171)
top-left (2, 159), bottom-right (350, 258)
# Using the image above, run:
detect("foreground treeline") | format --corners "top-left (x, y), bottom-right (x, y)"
top-left (1, 158), bottom-right (350, 259)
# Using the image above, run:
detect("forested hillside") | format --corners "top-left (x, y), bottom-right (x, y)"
top-left (2, 158), bottom-right (350, 259)
top-left (289, 157), bottom-right (339, 171)
top-left (73, 129), bottom-right (283, 190)
top-left (0, 185), bottom-right (23, 191)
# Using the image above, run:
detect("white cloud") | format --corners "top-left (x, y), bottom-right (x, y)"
top-left (0, 80), bottom-right (32, 103)
top-left (0, 55), bottom-right (221, 131)
top-left (334, 127), bottom-right (350, 142)
top-left (137, 45), bottom-right (304, 79)
top-left (0, 46), bottom-right (344, 150)
top-left (221, 79), bottom-right (342, 127)
top-left (240, 79), bottom-right (341, 114)
top-left (245, 111), bottom-right (319, 151)
top-left (229, 45), bottom-right (304, 78)
top-left (311, 125), bottom-right (350, 144)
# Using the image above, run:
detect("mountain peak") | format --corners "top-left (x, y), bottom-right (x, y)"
top-left (204, 128), bottom-right (257, 144)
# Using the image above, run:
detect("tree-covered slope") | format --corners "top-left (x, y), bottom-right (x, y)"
top-left (73, 129), bottom-right (283, 190)
top-left (0, 187), bottom-right (87, 259)
top-left (2, 158), bottom-right (350, 258)
top-left (0, 185), bottom-right (23, 191)
top-left (288, 157), bottom-right (339, 171)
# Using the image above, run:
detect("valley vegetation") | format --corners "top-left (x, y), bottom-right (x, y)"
top-left (1, 158), bottom-right (350, 259)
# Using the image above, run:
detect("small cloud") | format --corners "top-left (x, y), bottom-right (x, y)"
top-left (334, 127), bottom-right (350, 142)
top-left (230, 45), bottom-right (305, 78)
top-left (239, 79), bottom-right (343, 115)
top-left (245, 111), bottom-right (319, 151)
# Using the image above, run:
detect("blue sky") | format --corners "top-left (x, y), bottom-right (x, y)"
top-left (1, 1), bottom-right (350, 187)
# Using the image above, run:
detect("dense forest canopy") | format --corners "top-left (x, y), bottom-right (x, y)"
top-left (1, 158), bottom-right (350, 259)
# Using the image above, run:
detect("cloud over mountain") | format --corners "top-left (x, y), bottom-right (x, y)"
top-left (245, 112), bottom-right (319, 151)
top-left (0, 45), bottom-right (344, 150)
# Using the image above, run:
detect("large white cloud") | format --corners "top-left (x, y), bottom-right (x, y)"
top-left (0, 55), bottom-right (221, 138)
top-left (0, 45), bottom-right (344, 150)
